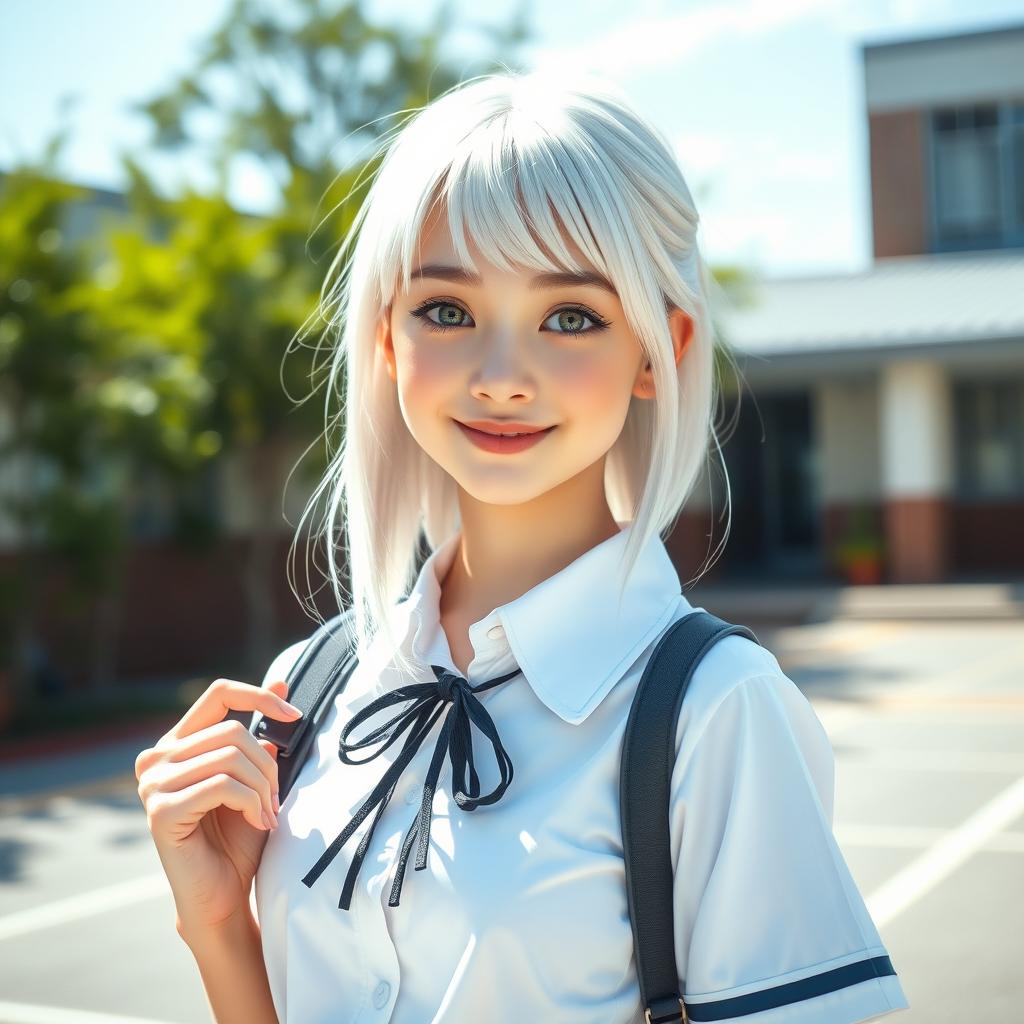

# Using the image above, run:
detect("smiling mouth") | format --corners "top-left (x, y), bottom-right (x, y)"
top-left (454, 419), bottom-right (557, 452)
top-left (455, 421), bottom-right (554, 436)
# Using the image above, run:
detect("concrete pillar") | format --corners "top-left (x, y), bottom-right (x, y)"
top-left (815, 378), bottom-right (882, 577)
top-left (879, 359), bottom-right (953, 582)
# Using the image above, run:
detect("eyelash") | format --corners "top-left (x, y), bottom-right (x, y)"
top-left (409, 299), bottom-right (612, 337)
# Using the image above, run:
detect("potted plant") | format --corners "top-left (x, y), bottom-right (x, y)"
top-left (832, 504), bottom-right (885, 585)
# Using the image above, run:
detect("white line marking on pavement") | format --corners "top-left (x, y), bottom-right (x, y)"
top-left (0, 1001), bottom-right (176, 1024)
top-left (0, 874), bottom-right (168, 942)
top-left (867, 773), bottom-right (1024, 928)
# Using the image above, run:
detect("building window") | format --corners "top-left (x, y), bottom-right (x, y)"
top-left (129, 459), bottom-right (221, 541)
top-left (931, 103), bottom-right (1002, 244)
top-left (954, 379), bottom-right (1024, 499)
top-left (1014, 102), bottom-right (1024, 229)
top-left (129, 465), bottom-right (175, 540)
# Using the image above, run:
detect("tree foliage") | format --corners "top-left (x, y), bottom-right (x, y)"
top-left (0, 0), bottom-right (532, 708)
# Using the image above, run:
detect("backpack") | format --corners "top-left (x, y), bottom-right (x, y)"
top-left (247, 603), bottom-right (760, 1024)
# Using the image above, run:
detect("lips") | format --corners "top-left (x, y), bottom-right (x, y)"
top-left (455, 420), bottom-right (556, 453)
top-left (458, 420), bottom-right (553, 436)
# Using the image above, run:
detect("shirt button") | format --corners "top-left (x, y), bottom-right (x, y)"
top-left (373, 980), bottom-right (391, 1008)
top-left (486, 624), bottom-right (504, 639)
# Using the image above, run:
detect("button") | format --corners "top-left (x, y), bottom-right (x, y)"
top-left (486, 624), bottom-right (504, 639)
top-left (372, 980), bottom-right (391, 1009)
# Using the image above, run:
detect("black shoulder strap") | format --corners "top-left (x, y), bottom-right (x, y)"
top-left (249, 608), bottom-right (360, 803)
top-left (252, 599), bottom-right (423, 802)
top-left (621, 609), bottom-right (761, 1024)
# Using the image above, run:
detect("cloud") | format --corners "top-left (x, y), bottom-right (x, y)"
top-left (670, 132), bottom-right (845, 190)
top-left (530, 0), bottom-right (846, 77)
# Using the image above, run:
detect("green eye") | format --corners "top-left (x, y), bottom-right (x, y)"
top-left (544, 308), bottom-right (601, 334)
top-left (410, 301), bottom-right (611, 337)
top-left (410, 301), bottom-right (471, 332)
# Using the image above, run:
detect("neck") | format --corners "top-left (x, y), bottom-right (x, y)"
top-left (439, 461), bottom-right (623, 623)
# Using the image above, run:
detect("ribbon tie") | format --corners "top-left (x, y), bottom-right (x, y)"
top-left (301, 662), bottom-right (521, 910)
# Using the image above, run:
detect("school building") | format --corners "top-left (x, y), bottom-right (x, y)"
top-left (675, 21), bottom-right (1024, 587)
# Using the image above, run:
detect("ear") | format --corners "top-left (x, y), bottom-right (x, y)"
top-left (632, 306), bottom-right (694, 400)
top-left (376, 310), bottom-right (397, 383)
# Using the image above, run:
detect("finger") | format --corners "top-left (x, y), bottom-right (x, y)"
top-left (144, 740), bottom-right (278, 826)
top-left (151, 770), bottom-right (271, 836)
top-left (170, 678), bottom-right (302, 742)
top-left (160, 717), bottom-right (283, 797)
top-left (137, 677), bottom-right (298, 781)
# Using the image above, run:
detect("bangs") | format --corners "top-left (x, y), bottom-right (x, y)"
top-left (390, 108), bottom-right (627, 298)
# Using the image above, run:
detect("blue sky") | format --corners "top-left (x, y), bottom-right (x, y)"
top-left (3, 0), bottom-right (1023, 278)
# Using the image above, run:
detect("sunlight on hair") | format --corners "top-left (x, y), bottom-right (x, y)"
top-left (281, 67), bottom-right (745, 680)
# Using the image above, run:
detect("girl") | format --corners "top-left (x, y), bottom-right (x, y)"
top-left (138, 68), bottom-right (910, 1024)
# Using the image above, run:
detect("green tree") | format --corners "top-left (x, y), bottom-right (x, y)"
top-left (0, 149), bottom-right (95, 711)
top-left (0, 124), bottom-right (218, 708)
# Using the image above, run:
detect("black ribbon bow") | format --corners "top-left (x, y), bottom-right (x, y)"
top-left (301, 662), bottom-right (521, 910)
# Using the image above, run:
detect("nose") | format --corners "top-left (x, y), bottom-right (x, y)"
top-left (469, 332), bottom-right (537, 403)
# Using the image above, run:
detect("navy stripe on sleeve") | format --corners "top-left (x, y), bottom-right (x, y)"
top-left (684, 954), bottom-right (898, 1021)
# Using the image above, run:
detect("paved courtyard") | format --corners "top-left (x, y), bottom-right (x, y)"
top-left (0, 616), bottom-right (1020, 1023)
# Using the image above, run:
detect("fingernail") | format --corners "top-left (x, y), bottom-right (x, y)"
top-left (272, 791), bottom-right (280, 814)
top-left (269, 808), bottom-right (279, 828)
top-left (281, 700), bottom-right (302, 716)
top-left (262, 810), bottom-right (274, 830)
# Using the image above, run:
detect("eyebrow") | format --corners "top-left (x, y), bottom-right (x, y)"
top-left (409, 263), bottom-right (618, 298)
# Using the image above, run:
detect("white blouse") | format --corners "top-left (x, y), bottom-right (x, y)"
top-left (253, 520), bottom-right (910, 1024)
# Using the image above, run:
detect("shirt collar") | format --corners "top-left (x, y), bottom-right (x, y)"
top-left (384, 519), bottom-right (688, 726)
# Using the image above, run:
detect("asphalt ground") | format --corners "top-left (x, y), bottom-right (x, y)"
top-left (0, 616), bottom-right (1021, 1023)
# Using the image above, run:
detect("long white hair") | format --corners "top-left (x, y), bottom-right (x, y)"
top-left (286, 67), bottom-right (737, 680)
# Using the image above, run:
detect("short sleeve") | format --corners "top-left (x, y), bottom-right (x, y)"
top-left (669, 672), bottom-right (910, 1023)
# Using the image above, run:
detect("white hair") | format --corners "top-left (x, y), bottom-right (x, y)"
top-left (285, 67), bottom-right (738, 679)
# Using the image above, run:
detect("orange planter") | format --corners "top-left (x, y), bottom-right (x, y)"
top-left (843, 555), bottom-right (883, 585)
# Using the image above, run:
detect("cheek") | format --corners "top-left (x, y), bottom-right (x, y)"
top-left (392, 337), bottom-right (455, 419)
top-left (558, 355), bottom-right (634, 435)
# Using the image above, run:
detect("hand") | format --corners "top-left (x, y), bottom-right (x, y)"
top-left (135, 676), bottom-right (303, 940)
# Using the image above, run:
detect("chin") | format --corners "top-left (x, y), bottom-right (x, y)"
top-left (452, 474), bottom-right (560, 507)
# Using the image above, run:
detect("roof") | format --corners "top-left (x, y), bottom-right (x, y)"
top-left (860, 20), bottom-right (1024, 54)
top-left (713, 248), bottom-right (1024, 358)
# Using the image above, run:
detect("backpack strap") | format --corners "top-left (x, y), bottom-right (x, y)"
top-left (621, 609), bottom-right (761, 1024)
top-left (250, 599), bottom-right (423, 802)
top-left (249, 608), bottom-right (360, 803)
